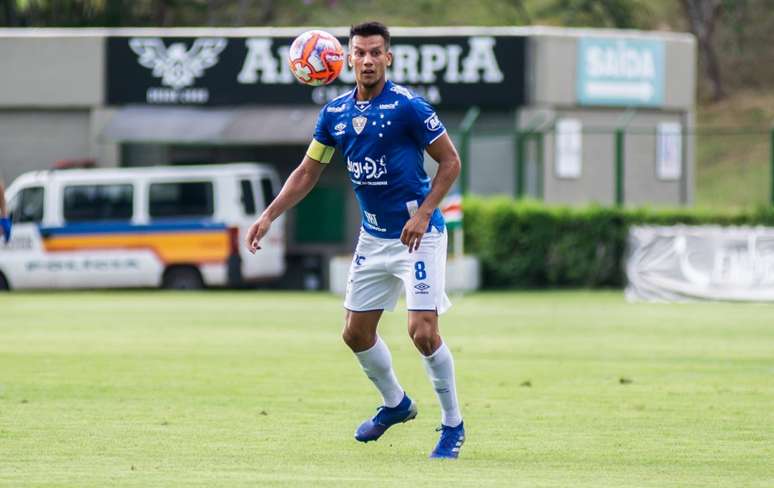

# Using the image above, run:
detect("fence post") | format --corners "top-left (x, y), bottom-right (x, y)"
top-left (615, 128), bottom-right (625, 206)
top-left (771, 127), bottom-right (774, 206)
top-left (515, 131), bottom-right (525, 198)
top-left (458, 106), bottom-right (480, 195)
top-left (536, 131), bottom-right (544, 199)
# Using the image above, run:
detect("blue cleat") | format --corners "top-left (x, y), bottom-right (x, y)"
top-left (430, 421), bottom-right (465, 459)
top-left (354, 393), bottom-right (417, 442)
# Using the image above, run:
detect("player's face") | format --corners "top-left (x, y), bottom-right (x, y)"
top-left (349, 35), bottom-right (392, 89)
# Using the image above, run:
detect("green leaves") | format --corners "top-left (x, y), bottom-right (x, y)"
top-left (463, 196), bottom-right (774, 288)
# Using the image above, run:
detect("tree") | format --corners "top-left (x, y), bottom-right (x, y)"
top-left (680, 0), bottom-right (725, 101)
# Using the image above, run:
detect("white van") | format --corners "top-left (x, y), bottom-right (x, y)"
top-left (0, 163), bottom-right (284, 290)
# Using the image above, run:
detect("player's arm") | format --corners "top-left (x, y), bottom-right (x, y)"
top-left (0, 181), bottom-right (10, 243)
top-left (245, 142), bottom-right (332, 253)
top-left (0, 181), bottom-right (7, 217)
top-left (400, 133), bottom-right (461, 252)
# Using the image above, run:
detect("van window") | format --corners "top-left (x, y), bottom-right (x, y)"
top-left (240, 179), bottom-right (256, 215)
top-left (260, 177), bottom-right (276, 208)
top-left (63, 184), bottom-right (133, 222)
top-left (149, 181), bottom-right (213, 218)
top-left (9, 186), bottom-right (44, 223)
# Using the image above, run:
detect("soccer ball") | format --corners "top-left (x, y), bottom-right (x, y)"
top-left (288, 30), bottom-right (345, 86)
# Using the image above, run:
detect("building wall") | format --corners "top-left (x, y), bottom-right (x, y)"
top-left (0, 110), bottom-right (92, 183)
top-left (0, 35), bottom-right (103, 107)
top-left (527, 108), bottom-right (692, 206)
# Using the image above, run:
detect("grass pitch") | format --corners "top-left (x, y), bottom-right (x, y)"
top-left (1, 291), bottom-right (772, 487)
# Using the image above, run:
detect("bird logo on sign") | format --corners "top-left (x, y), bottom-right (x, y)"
top-left (129, 37), bottom-right (228, 90)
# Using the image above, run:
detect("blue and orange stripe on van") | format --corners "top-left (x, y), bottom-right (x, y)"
top-left (39, 221), bottom-right (232, 265)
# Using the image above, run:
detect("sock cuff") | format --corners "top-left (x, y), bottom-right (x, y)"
top-left (354, 335), bottom-right (384, 358)
top-left (422, 341), bottom-right (450, 362)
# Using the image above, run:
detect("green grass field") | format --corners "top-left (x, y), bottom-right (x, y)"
top-left (1, 291), bottom-right (772, 487)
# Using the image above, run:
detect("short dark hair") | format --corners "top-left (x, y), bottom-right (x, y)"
top-left (349, 21), bottom-right (390, 49)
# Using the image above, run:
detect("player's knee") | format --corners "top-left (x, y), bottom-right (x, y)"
top-left (342, 322), bottom-right (374, 352)
top-left (409, 319), bottom-right (439, 356)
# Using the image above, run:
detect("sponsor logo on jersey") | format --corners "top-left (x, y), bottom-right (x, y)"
top-left (389, 84), bottom-right (414, 99)
top-left (363, 211), bottom-right (387, 232)
top-left (334, 121), bottom-right (346, 135)
top-left (425, 112), bottom-right (442, 131)
top-left (378, 101), bottom-right (399, 110)
top-left (327, 104), bottom-right (347, 113)
top-left (347, 155), bottom-right (388, 185)
top-left (352, 115), bottom-right (367, 135)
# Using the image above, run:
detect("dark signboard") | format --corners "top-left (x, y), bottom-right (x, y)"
top-left (106, 35), bottom-right (525, 108)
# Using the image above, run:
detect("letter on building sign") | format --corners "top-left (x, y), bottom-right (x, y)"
top-left (461, 37), bottom-right (504, 83)
top-left (276, 45), bottom-right (295, 83)
top-left (419, 45), bottom-right (446, 83)
top-left (391, 45), bottom-right (420, 84)
top-left (443, 45), bottom-right (463, 83)
top-left (238, 38), bottom-right (280, 83)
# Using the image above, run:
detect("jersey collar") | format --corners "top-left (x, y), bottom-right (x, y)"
top-left (350, 80), bottom-right (393, 112)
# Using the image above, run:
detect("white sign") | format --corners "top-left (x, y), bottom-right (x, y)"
top-left (657, 122), bottom-right (682, 180)
top-left (555, 119), bottom-right (582, 178)
top-left (626, 226), bottom-right (774, 302)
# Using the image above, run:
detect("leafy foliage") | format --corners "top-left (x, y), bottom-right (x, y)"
top-left (464, 197), bottom-right (774, 288)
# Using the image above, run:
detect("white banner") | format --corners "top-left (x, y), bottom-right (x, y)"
top-left (555, 118), bottom-right (582, 178)
top-left (626, 225), bottom-right (774, 302)
top-left (656, 122), bottom-right (682, 180)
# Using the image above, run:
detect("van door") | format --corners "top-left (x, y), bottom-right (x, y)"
top-left (52, 182), bottom-right (147, 288)
top-left (238, 173), bottom-right (285, 280)
top-left (2, 186), bottom-right (54, 289)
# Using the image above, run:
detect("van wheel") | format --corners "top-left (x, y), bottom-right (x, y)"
top-left (162, 267), bottom-right (204, 290)
top-left (0, 273), bottom-right (9, 291)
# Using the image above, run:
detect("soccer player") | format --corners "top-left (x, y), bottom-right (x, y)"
top-left (0, 180), bottom-right (10, 243)
top-left (246, 21), bottom-right (464, 459)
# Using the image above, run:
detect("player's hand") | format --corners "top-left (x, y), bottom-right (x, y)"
top-left (0, 217), bottom-right (11, 244)
top-left (245, 213), bottom-right (272, 254)
top-left (400, 213), bottom-right (430, 253)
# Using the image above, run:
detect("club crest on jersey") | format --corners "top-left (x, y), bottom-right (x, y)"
top-left (352, 116), bottom-right (367, 135)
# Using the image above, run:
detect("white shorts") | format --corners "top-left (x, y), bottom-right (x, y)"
top-left (344, 227), bottom-right (452, 314)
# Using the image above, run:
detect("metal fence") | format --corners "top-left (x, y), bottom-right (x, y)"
top-left (450, 107), bottom-right (774, 210)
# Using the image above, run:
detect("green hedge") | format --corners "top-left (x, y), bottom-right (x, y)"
top-left (462, 197), bottom-right (774, 288)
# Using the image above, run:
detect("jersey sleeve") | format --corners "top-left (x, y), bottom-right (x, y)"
top-left (407, 96), bottom-right (447, 148)
top-left (307, 106), bottom-right (336, 164)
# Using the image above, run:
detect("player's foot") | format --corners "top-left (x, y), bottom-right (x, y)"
top-left (354, 393), bottom-right (417, 442)
top-left (429, 421), bottom-right (465, 459)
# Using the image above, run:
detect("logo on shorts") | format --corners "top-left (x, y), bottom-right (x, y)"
top-left (355, 254), bottom-right (366, 266)
top-left (414, 282), bottom-right (431, 294)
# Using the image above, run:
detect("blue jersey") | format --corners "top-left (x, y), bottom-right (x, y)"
top-left (312, 80), bottom-right (446, 239)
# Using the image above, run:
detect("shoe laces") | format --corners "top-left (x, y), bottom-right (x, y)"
top-left (435, 425), bottom-right (460, 451)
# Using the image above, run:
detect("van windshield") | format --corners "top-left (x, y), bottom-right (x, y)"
top-left (9, 186), bottom-right (44, 224)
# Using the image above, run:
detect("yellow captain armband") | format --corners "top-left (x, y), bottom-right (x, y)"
top-left (306, 139), bottom-right (335, 164)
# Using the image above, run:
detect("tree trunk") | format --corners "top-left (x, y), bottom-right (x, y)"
top-left (680, 0), bottom-right (726, 101)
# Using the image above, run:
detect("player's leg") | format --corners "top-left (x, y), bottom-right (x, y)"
top-left (401, 229), bottom-right (465, 458)
top-left (408, 311), bottom-right (462, 429)
top-left (344, 232), bottom-right (417, 442)
top-left (343, 309), bottom-right (403, 407)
